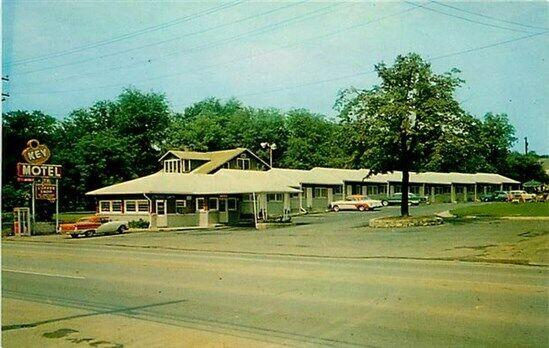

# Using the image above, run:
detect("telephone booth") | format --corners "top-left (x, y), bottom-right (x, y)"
top-left (13, 207), bottom-right (31, 236)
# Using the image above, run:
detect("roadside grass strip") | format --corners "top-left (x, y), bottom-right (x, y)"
top-left (451, 202), bottom-right (549, 218)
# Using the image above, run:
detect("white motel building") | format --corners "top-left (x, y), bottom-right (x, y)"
top-left (87, 147), bottom-right (520, 228)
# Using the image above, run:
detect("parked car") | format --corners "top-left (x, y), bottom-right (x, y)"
top-left (330, 195), bottom-right (383, 212)
top-left (481, 190), bottom-right (508, 202)
top-left (380, 193), bottom-right (427, 206)
top-left (507, 190), bottom-right (536, 203)
top-left (59, 216), bottom-right (128, 238)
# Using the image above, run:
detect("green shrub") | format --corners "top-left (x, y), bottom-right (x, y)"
top-left (129, 219), bottom-right (149, 229)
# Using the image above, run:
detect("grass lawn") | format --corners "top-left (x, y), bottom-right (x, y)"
top-left (451, 202), bottom-right (549, 217)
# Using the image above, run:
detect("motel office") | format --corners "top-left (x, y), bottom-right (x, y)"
top-left (87, 148), bottom-right (520, 228)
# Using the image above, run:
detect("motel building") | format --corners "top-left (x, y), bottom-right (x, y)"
top-left (87, 147), bottom-right (521, 228)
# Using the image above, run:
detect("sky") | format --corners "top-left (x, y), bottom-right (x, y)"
top-left (2, 1), bottom-right (548, 154)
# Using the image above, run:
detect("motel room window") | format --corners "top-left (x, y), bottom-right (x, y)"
top-left (112, 201), bottom-right (122, 212)
top-left (290, 192), bottom-right (300, 198)
top-left (99, 201), bottom-right (111, 213)
top-left (137, 200), bottom-right (149, 212)
top-left (175, 200), bottom-right (187, 214)
top-left (99, 200), bottom-right (122, 213)
top-left (242, 194), bottom-right (253, 202)
top-left (125, 201), bottom-right (137, 212)
top-left (313, 187), bottom-right (327, 198)
top-left (125, 200), bottom-right (149, 213)
top-left (333, 186), bottom-right (342, 194)
top-left (236, 157), bottom-right (250, 170)
top-left (367, 186), bottom-right (379, 195)
top-left (228, 198), bottom-right (237, 211)
top-left (267, 193), bottom-right (283, 202)
top-left (208, 198), bottom-right (219, 211)
top-left (164, 159), bottom-right (182, 173)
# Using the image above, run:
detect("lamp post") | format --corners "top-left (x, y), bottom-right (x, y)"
top-left (260, 142), bottom-right (277, 167)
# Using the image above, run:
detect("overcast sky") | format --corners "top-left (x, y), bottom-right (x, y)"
top-left (2, 1), bottom-right (548, 153)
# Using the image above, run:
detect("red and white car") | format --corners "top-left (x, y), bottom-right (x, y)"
top-left (59, 215), bottom-right (128, 238)
top-left (330, 195), bottom-right (383, 212)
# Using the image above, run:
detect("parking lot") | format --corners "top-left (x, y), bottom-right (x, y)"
top-left (3, 203), bottom-right (548, 347)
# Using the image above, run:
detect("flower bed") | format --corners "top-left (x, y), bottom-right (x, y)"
top-left (369, 215), bottom-right (443, 228)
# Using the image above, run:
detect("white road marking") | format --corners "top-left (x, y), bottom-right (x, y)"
top-left (3, 269), bottom-right (85, 279)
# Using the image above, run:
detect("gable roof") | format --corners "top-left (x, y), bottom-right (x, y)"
top-left (192, 148), bottom-right (270, 174)
top-left (86, 170), bottom-right (299, 196)
top-left (158, 148), bottom-right (271, 174)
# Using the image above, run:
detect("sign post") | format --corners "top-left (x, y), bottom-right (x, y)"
top-left (55, 179), bottom-right (59, 233)
top-left (16, 139), bottom-right (62, 236)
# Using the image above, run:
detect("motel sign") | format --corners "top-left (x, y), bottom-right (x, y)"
top-left (17, 163), bottom-right (62, 179)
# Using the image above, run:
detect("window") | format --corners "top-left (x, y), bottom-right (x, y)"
top-left (138, 201), bottom-right (149, 212)
top-left (99, 201), bottom-right (111, 213)
top-left (333, 186), bottom-right (342, 194)
top-left (196, 198), bottom-right (206, 211)
top-left (242, 194), bottom-right (253, 202)
top-left (267, 193), bottom-right (283, 202)
top-left (367, 186), bottom-right (379, 195)
top-left (290, 192), bottom-right (300, 198)
top-left (125, 201), bottom-right (136, 212)
top-left (175, 200), bottom-right (186, 214)
top-left (313, 187), bottom-right (327, 198)
top-left (164, 159), bottom-right (182, 173)
top-left (236, 157), bottom-right (250, 170)
top-left (228, 198), bottom-right (237, 211)
top-left (208, 197), bottom-right (219, 211)
top-left (124, 200), bottom-right (149, 213)
top-left (99, 200), bottom-right (122, 213)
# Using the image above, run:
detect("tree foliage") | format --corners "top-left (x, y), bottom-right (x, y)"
top-left (337, 53), bottom-right (466, 215)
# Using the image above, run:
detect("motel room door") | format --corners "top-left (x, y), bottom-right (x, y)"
top-left (219, 198), bottom-right (229, 224)
top-left (156, 200), bottom-right (167, 227)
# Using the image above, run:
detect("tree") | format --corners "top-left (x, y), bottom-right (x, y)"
top-left (337, 53), bottom-right (465, 216)
top-left (478, 112), bottom-right (516, 173)
top-left (502, 152), bottom-right (549, 184)
top-left (281, 109), bottom-right (344, 169)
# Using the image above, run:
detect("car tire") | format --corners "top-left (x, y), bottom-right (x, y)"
top-left (118, 225), bottom-right (127, 234)
top-left (333, 205), bottom-right (340, 212)
top-left (70, 233), bottom-right (79, 238)
top-left (381, 200), bottom-right (388, 206)
top-left (84, 230), bottom-right (94, 238)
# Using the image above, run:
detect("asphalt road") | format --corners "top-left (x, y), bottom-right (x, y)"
top-left (2, 238), bottom-right (547, 347)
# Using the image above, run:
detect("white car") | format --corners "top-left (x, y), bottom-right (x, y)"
top-left (507, 190), bottom-right (536, 202)
top-left (330, 195), bottom-right (383, 212)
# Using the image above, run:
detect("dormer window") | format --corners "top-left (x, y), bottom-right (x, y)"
top-left (164, 159), bottom-right (182, 173)
top-left (237, 157), bottom-right (250, 170)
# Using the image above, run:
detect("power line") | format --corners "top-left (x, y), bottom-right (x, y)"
top-left (430, 30), bottom-right (547, 60)
top-left (16, 1), bottom-right (336, 77)
top-left (28, 1), bottom-right (358, 87)
top-left (3, 1), bottom-right (243, 67)
top-left (16, 2), bottom-right (347, 94)
top-left (11, 1), bottom-right (305, 75)
top-left (232, 31), bottom-right (548, 99)
top-left (404, 1), bottom-right (537, 34)
top-left (429, 1), bottom-right (549, 31)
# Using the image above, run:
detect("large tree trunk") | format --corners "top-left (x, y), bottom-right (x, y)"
top-left (401, 169), bottom-right (410, 216)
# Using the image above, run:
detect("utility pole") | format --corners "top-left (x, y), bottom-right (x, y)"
top-left (524, 137), bottom-right (529, 154)
top-left (2, 75), bottom-right (9, 101)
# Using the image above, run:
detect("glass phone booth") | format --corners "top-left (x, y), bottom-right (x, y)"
top-left (13, 207), bottom-right (31, 236)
